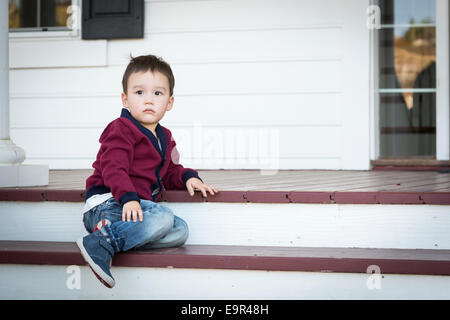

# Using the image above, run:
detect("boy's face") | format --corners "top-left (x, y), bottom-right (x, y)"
top-left (121, 70), bottom-right (174, 131)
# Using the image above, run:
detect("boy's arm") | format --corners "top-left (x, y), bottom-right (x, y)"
top-left (99, 122), bottom-right (140, 206)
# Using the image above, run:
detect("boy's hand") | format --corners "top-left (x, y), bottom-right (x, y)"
top-left (186, 177), bottom-right (219, 198)
top-left (122, 200), bottom-right (143, 222)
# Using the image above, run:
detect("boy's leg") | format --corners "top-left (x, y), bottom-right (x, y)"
top-left (78, 197), bottom-right (175, 288)
top-left (134, 215), bottom-right (189, 250)
top-left (78, 199), bottom-right (121, 288)
top-left (83, 197), bottom-right (175, 252)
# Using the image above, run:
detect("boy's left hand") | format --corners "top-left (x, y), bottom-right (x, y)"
top-left (186, 177), bottom-right (219, 198)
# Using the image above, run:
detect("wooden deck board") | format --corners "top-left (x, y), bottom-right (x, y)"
top-left (1, 169), bottom-right (449, 204)
top-left (341, 175), bottom-right (450, 192)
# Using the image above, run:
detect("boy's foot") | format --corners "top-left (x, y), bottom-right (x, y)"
top-left (76, 231), bottom-right (115, 288)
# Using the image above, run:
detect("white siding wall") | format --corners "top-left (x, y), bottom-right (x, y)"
top-left (9, 0), bottom-right (370, 170)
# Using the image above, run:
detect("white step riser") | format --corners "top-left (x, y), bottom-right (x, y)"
top-left (1, 201), bottom-right (450, 249)
top-left (1, 264), bottom-right (450, 299)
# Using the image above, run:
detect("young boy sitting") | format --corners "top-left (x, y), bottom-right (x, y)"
top-left (77, 54), bottom-right (218, 288)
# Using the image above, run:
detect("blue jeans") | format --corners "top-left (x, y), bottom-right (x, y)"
top-left (82, 197), bottom-right (189, 253)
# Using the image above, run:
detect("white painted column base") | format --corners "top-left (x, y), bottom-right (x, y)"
top-left (0, 164), bottom-right (49, 187)
top-left (0, 140), bottom-right (49, 187)
top-left (0, 139), bottom-right (25, 164)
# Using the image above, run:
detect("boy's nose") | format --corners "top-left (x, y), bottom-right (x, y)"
top-left (144, 95), bottom-right (154, 104)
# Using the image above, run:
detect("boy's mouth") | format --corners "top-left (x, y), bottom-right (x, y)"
top-left (143, 108), bottom-right (155, 114)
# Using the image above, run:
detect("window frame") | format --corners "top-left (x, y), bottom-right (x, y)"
top-left (369, 0), bottom-right (449, 161)
top-left (435, 0), bottom-right (450, 160)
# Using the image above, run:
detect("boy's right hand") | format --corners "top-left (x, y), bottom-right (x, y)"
top-left (122, 201), bottom-right (143, 222)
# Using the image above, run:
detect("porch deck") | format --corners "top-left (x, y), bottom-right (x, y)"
top-left (1, 169), bottom-right (449, 204)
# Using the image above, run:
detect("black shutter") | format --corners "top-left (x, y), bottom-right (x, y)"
top-left (82, 0), bottom-right (144, 40)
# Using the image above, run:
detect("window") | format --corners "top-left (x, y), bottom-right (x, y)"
top-left (374, 0), bottom-right (437, 157)
top-left (9, 0), bottom-right (73, 32)
top-left (8, 0), bottom-right (144, 39)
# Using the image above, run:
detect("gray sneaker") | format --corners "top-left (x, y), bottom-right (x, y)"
top-left (76, 231), bottom-right (115, 288)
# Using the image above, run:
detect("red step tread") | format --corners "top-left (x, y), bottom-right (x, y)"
top-left (1, 241), bottom-right (450, 276)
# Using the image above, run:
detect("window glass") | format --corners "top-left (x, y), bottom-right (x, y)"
top-left (9, 0), bottom-right (72, 30)
top-left (376, 0), bottom-right (436, 157)
top-left (9, 0), bottom-right (37, 28)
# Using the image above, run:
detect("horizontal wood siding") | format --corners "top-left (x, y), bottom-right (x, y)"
top-left (9, 0), bottom-right (370, 170)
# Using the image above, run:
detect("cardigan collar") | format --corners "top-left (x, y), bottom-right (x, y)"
top-left (120, 108), bottom-right (167, 160)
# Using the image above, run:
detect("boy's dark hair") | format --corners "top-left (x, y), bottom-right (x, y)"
top-left (122, 54), bottom-right (175, 96)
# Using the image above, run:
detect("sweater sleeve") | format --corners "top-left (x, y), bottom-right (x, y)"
top-left (163, 138), bottom-right (202, 190)
top-left (99, 121), bottom-right (140, 206)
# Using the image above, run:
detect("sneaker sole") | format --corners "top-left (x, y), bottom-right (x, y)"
top-left (76, 237), bottom-right (115, 288)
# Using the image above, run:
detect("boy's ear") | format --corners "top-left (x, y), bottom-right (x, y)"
top-left (166, 96), bottom-right (174, 111)
top-left (121, 92), bottom-right (128, 108)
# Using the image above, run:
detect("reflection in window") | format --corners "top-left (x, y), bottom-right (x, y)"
top-left (375, 0), bottom-right (436, 157)
top-left (9, 0), bottom-right (72, 30)
top-left (381, 0), bottom-right (436, 25)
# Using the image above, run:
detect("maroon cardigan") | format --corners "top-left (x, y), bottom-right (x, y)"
top-left (85, 108), bottom-right (201, 206)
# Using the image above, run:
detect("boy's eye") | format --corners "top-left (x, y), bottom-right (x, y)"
top-left (155, 91), bottom-right (163, 96)
top-left (136, 90), bottom-right (143, 95)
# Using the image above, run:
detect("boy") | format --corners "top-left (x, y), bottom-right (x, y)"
top-left (77, 54), bottom-right (218, 288)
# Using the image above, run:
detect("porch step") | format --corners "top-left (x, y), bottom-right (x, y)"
top-left (2, 240), bottom-right (450, 299)
top-left (1, 200), bottom-right (450, 249)
top-left (2, 240), bottom-right (450, 276)
top-left (1, 170), bottom-right (449, 249)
